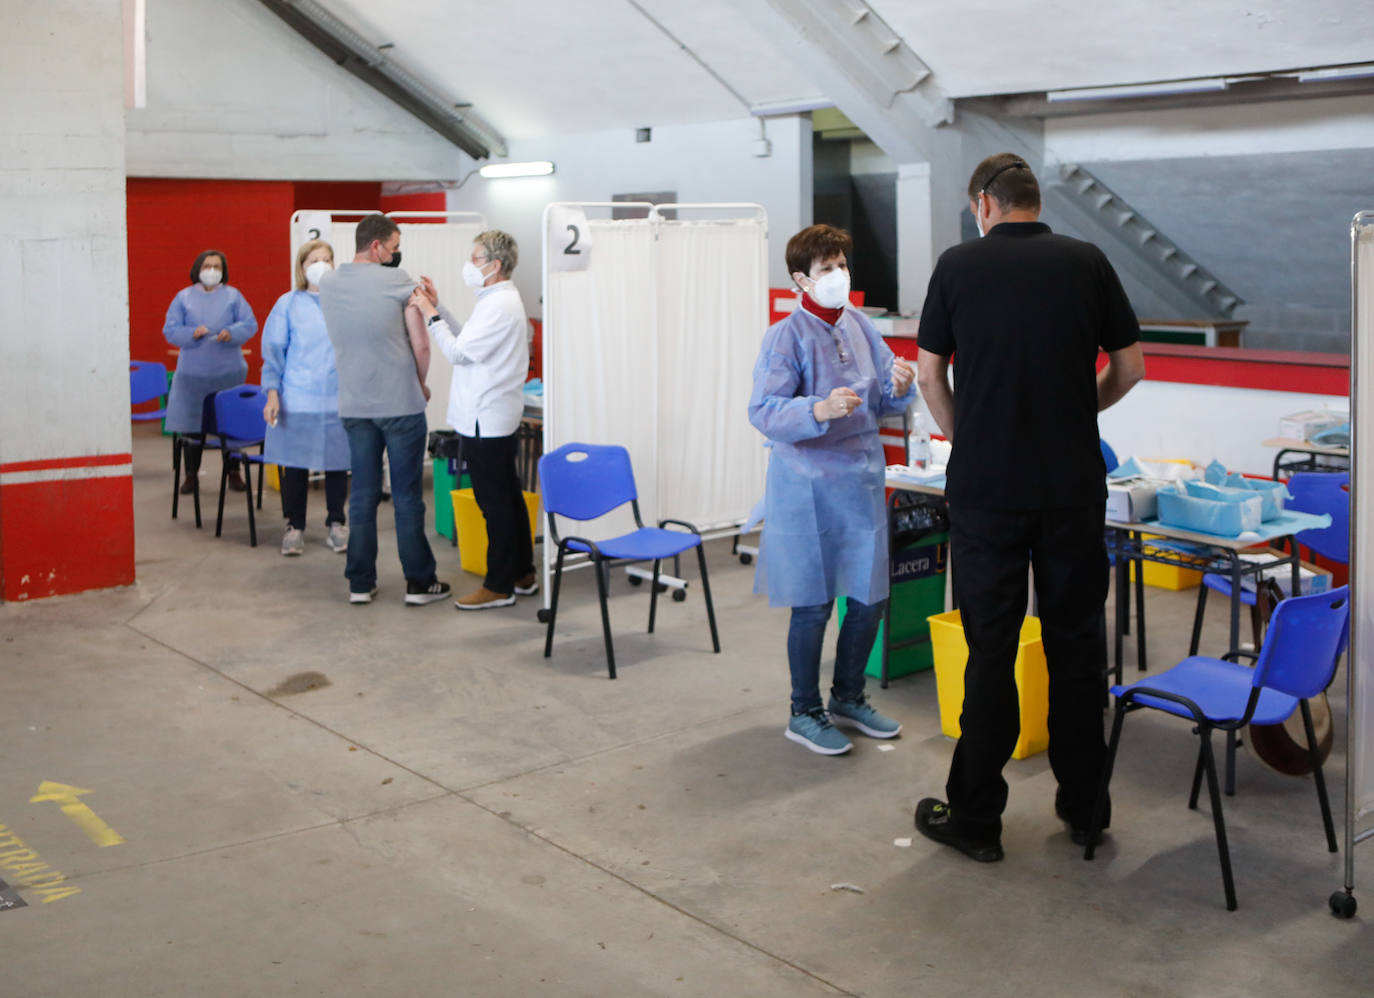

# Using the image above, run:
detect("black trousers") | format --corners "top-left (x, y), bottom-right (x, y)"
top-left (461, 425), bottom-right (533, 594)
top-left (944, 502), bottom-right (1109, 841)
top-left (183, 392), bottom-right (239, 477)
top-left (279, 467), bottom-right (348, 530)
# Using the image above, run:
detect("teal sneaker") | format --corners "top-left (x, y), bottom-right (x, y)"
top-left (827, 693), bottom-right (901, 738)
top-left (785, 708), bottom-right (853, 755)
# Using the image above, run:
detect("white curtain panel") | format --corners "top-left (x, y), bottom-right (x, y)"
top-left (654, 219), bottom-right (769, 531)
top-left (396, 222), bottom-right (484, 431)
top-left (546, 219), bottom-right (658, 540)
top-left (1354, 218), bottom-right (1374, 820)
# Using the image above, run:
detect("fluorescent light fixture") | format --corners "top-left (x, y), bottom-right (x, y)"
top-left (749, 97), bottom-right (835, 117)
top-left (1298, 63), bottom-right (1374, 83)
top-left (1046, 78), bottom-right (1228, 102)
top-left (478, 161), bottom-right (555, 179)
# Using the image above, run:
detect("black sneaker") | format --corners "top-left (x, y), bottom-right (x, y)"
top-left (1056, 793), bottom-right (1109, 847)
top-left (404, 579), bottom-right (451, 606)
top-left (914, 798), bottom-right (1004, 863)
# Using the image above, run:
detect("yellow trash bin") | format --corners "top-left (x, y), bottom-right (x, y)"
top-left (264, 463), bottom-right (281, 492)
top-left (452, 488), bottom-right (540, 577)
top-left (927, 610), bottom-right (1050, 759)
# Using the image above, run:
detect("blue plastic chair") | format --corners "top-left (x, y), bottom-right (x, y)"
top-left (1100, 438), bottom-right (1119, 474)
top-left (537, 443), bottom-right (720, 679)
top-left (1086, 585), bottom-right (1349, 911)
top-left (129, 361), bottom-right (169, 420)
top-left (212, 385), bottom-right (268, 546)
top-left (1188, 471), bottom-right (1348, 656)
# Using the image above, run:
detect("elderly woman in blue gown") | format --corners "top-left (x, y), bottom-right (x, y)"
top-left (260, 239), bottom-right (352, 557)
top-left (748, 224), bottom-right (917, 756)
top-left (163, 249), bottom-right (258, 494)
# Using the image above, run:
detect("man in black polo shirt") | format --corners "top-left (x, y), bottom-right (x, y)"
top-left (913, 153), bottom-right (1145, 862)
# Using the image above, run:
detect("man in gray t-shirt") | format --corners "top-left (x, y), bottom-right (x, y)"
top-left (318, 213), bottom-right (449, 606)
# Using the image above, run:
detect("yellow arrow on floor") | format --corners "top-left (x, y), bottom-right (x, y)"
top-left (29, 781), bottom-right (125, 848)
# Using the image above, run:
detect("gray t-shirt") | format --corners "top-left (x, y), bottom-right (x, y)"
top-left (319, 262), bottom-right (426, 418)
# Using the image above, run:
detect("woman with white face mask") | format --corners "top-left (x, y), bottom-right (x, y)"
top-left (163, 249), bottom-right (259, 497)
top-left (747, 224), bottom-right (918, 757)
top-left (259, 239), bottom-right (352, 556)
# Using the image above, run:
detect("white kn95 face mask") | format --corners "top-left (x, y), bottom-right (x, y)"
top-left (809, 268), bottom-right (850, 310)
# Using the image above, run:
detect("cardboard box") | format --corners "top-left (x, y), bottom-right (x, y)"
top-left (1278, 409), bottom-right (1346, 442)
top-left (1106, 477), bottom-right (1168, 522)
top-left (1236, 554), bottom-right (1333, 596)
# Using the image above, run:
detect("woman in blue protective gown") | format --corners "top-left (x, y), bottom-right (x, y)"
top-left (260, 239), bottom-right (352, 557)
top-left (163, 249), bottom-right (258, 495)
top-left (748, 224), bottom-right (918, 755)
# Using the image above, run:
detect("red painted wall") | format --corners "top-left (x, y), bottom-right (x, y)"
top-left (127, 181), bottom-right (451, 385)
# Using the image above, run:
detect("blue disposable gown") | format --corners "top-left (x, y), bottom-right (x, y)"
top-left (162, 284), bottom-right (258, 433)
top-left (747, 306), bottom-right (915, 607)
top-left (259, 290), bottom-right (351, 472)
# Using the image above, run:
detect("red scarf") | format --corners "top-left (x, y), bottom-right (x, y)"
top-left (800, 293), bottom-right (843, 326)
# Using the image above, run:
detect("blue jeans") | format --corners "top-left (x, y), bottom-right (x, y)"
top-left (342, 414), bottom-right (437, 593)
top-left (787, 597), bottom-right (886, 714)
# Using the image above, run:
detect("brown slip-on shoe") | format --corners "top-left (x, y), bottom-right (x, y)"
top-left (227, 469), bottom-right (247, 492)
top-left (455, 586), bottom-right (516, 610)
top-left (179, 473), bottom-right (198, 495)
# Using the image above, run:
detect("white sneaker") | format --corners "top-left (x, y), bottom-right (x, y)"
top-left (281, 527), bottom-right (305, 556)
top-left (349, 586), bottom-right (378, 604)
top-left (326, 523), bottom-right (349, 553)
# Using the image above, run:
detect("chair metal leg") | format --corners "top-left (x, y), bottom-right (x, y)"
top-left (593, 556), bottom-right (616, 680)
top-left (171, 434), bottom-right (182, 520)
top-left (1225, 730), bottom-right (1237, 797)
top-left (696, 543), bottom-right (720, 654)
top-left (1189, 739), bottom-right (1206, 809)
top-left (1198, 728), bottom-right (1238, 911)
top-left (543, 548), bottom-right (566, 658)
top-left (243, 461), bottom-right (257, 547)
top-left (647, 558), bottom-right (661, 634)
top-left (1189, 583), bottom-right (1208, 656)
top-left (1134, 551), bottom-right (1147, 670)
top-left (1301, 699), bottom-right (1339, 852)
top-left (1086, 701), bottom-right (1127, 860)
top-left (214, 458), bottom-right (229, 537)
top-left (256, 446), bottom-right (265, 510)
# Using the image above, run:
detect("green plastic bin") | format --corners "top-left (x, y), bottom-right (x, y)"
top-left (839, 529), bottom-right (948, 680)
top-left (433, 458), bottom-right (470, 543)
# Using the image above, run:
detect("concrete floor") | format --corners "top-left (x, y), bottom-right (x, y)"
top-left (2, 425), bottom-right (1369, 996)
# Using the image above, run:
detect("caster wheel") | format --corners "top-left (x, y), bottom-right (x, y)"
top-left (672, 589), bottom-right (687, 603)
top-left (654, 583), bottom-right (668, 594)
top-left (739, 553), bottom-right (753, 565)
top-left (536, 609), bottom-right (551, 624)
top-left (628, 576), bottom-right (643, 587)
top-left (1330, 891), bottom-right (1357, 919)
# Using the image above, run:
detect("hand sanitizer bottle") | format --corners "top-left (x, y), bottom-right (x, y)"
top-left (909, 412), bottom-right (931, 469)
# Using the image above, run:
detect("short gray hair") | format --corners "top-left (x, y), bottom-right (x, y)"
top-left (474, 230), bottom-right (518, 278)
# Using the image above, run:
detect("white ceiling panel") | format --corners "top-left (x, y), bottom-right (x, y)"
top-left (318, 0), bottom-right (821, 140)
top-left (871, 0), bottom-right (1374, 98)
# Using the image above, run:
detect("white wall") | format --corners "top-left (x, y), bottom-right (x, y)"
top-left (126, 0), bottom-right (466, 180)
top-left (1098, 380), bottom-right (1348, 478)
top-left (1, 1), bottom-right (130, 464)
top-left (1045, 94), bottom-right (1374, 164)
top-left (445, 115), bottom-right (813, 313)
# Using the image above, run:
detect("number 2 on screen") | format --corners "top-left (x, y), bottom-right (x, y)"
top-left (564, 224), bottom-right (581, 255)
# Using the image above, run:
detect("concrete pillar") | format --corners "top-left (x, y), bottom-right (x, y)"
top-left (895, 131), bottom-right (965, 316)
top-left (0, 1), bottom-right (134, 601)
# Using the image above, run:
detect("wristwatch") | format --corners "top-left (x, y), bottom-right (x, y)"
top-left (426, 313), bottom-right (442, 326)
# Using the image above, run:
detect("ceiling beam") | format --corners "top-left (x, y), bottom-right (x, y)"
top-left (255, 0), bottom-right (506, 159)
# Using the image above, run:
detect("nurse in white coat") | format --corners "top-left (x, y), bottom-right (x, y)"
top-left (260, 240), bottom-right (351, 556)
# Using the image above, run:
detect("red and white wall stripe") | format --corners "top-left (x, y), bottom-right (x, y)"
top-left (0, 456), bottom-right (135, 601)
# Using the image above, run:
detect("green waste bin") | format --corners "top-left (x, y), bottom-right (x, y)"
top-left (432, 457), bottom-right (470, 544)
top-left (161, 371), bottom-right (174, 437)
top-left (838, 492), bottom-right (949, 682)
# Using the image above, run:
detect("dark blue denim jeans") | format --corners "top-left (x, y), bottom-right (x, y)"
top-left (787, 596), bottom-right (886, 714)
top-left (342, 413), bottom-right (437, 593)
